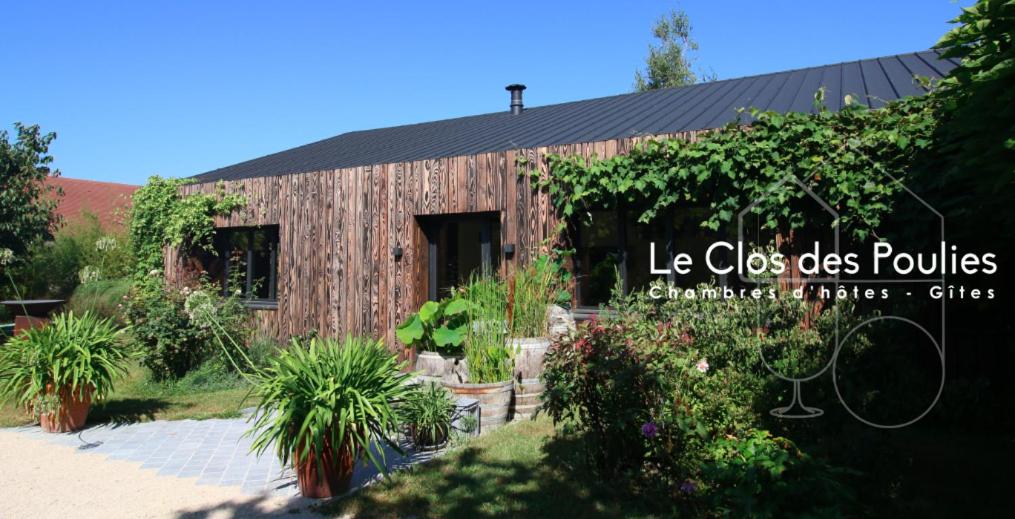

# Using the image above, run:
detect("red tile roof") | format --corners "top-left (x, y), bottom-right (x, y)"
top-left (46, 177), bottom-right (138, 231)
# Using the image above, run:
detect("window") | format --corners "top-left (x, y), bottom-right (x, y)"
top-left (215, 226), bottom-right (279, 306)
top-left (574, 207), bottom-right (722, 308)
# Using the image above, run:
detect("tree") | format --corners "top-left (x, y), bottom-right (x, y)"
top-left (0, 123), bottom-right (61, 262)
top-left (929, 0), bottom-right (1014, 234)
top-left (633, 9), bottom-right (712, 92)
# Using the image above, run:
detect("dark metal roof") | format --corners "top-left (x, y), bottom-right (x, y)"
top-left (193, 50), bottom-right (957, 182)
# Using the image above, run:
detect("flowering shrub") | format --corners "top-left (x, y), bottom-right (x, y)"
top-left (542, 319), bottom-right (658, 474)
top-left (542, 282), bottom-right (857, 514)
top-left (124, 271), bottom-right (249, 379)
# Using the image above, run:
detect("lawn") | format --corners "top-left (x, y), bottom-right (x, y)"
top-left (319, 416), bottom-right (665, 519)
top-left (0, 362), bottom-right (255, 428)
top-left (318, 414), bottom-right (1013, 519)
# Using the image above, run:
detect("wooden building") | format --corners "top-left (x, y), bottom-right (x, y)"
top-left (167, 51), bottom-right (956, 349)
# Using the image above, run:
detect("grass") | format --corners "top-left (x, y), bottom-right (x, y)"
top-left (0, 361), bottom-right (254, 428)
top-left (319, 416), bottom-right (663, 519)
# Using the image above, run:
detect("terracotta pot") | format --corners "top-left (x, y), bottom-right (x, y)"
top-left (295, 437), bottom-right (356, 499)
top-left (39, 384), bottom-right (93, 433)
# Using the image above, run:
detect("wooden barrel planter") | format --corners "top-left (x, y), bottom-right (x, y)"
top-left (509, 337), bottom-right (550, 420)
top-left (414, 351), bottom-right (468, 384)
top-left (513, 379), bottom-right (545, 420)
top-left (443, 380), bottom-right (513, 432)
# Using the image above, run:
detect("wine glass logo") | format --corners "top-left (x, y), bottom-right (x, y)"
top-left (738, 173), bottom-right (840, 419)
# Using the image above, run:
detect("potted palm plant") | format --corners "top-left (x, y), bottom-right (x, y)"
top-left (507, 254), bottom-right (570, 419)
top-left (0, 311), bottom-right (130, 432)
top-left (246, 335), bottom-right (412, 498)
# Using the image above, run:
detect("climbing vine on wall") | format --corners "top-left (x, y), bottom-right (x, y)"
top-left (129, 176), bottom-right (246, 276)
top-left (530, 90), bottom-right (939, 242)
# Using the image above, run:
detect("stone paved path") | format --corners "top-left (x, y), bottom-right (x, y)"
top-left (13, 412), bottom-right (435, 498)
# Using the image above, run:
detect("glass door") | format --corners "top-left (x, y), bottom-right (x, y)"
top-left (419, 212), bottom-right (501, 300)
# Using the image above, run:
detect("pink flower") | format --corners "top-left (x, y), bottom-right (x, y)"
top-left (695, 359), bottom-right (709, 373)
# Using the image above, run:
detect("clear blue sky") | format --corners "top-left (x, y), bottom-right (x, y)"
top-left (1, 0), bottom-right (972, 185)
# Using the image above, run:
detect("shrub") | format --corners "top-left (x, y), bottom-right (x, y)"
top-left (11, 212), bottom-right (131, 297)
top-left (124, 272), bottom-right (249, 380)
top-left (399, 382), bottom-right (455, 448)
top-left (699, 429), bottom-right (855, 518)
top-left (542, 281), bottom-right (860, 514)
top-left (67, 278), bottom-right (131, 322)
top-left (247, 335), bottom-right (412, 475)
top-left (542, 319), bottom-right (658, 474)
top-left (0, 311), bottom-right (131, 416)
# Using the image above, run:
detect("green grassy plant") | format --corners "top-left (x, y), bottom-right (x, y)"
top-left (246, 336), bottom-right (412, 476)
top-left (508, 255), bottom-right (569, 338)
top-left (67, 278), bottom-right (131, 322)
top-left (399, 382), bottom-right (455, 448)
top-left (0, 311), bottom-right (131, 414)
top-left (462, 276), bottom-right (512, 383)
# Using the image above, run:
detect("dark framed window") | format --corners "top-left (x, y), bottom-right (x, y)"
top-left (214, 226), bottom-right (279, 307)
top-left (573, 207), bottom-right (723, 308)
top-left (418, 212), bottom-right (501, 301)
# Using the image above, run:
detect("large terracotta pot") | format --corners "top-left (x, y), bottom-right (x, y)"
top-left (295, 437), bottom-right (356, 499)
top-left (39, 384), bottom-right (93, 433)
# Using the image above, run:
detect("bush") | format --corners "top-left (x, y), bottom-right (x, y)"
top-left (1, 212), bottom-right (132, 316)
top-left (124, 272), bottom-right (250, 380)
top-left (542, 281), bottom-right (859, 515)
top-left (699, 430), bottom-right (855, 518)
top-left (67, 278), bottom-right (131, 322)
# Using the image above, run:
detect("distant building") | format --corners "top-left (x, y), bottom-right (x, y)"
top-left (47, 177), bottom-right (137, 231)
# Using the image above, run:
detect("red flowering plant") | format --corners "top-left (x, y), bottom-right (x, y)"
top-left (543, 281), bottom-right (810, 496)
top-left (542, 318), bottom-right (656, 475)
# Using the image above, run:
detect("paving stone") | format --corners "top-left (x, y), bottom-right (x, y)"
top-left (11, 416), bottom-right (436, 497)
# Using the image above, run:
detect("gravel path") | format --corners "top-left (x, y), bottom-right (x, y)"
top-left (0, 428), bottom-right (315, 518)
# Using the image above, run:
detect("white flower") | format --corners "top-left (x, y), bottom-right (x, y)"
top-left (0, 248), bottom-right (14, 266)
top-left (695, 358), bottom-right (710, 373)
top-left (180, 286), bottom-right (191, 296)
top-left (184, 290), bottom-right (217, 328)
top-left (95, 236), bottom-right (117, 252)
top-left (78, 265), bottom-right (101, 284)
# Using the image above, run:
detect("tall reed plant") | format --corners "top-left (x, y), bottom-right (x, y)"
top-left (462, 276), bottom-right (512, 383)
top-left (508, 254), bottom-right (569, 338)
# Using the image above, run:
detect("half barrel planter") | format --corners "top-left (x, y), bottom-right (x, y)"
top-left (443, 379), bottom-right (513, 432)
top-left (509, 337), bottom-right (551, 420)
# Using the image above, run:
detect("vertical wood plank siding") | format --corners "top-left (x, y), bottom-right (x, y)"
top-left (169, 131), bottom-right (703, 348)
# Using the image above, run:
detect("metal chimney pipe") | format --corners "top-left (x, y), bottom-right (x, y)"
top-left (506, 84), bottom-right (526, 115)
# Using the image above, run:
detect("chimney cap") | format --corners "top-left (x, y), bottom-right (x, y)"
top-left (506, 84), bottom-right (526, 115)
